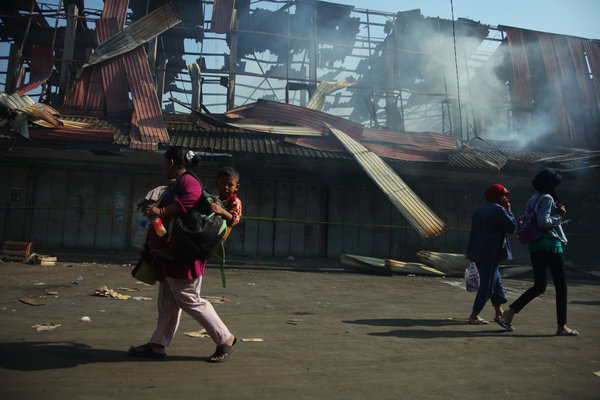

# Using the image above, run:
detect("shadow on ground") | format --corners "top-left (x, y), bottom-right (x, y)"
top-left (0, 341), bottom-right (202, 371)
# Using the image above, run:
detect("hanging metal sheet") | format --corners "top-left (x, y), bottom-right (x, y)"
top-left (97, 17), bottom-right (130, 118)
top-left (306, 81), bottom-right (354, 111)
top-left (504, 27), bottom-right (533, 108)
top-left (15, 45), bottom-right (53, 95)
top-left (123, 47), bottom-right (169, 145)
top-left (326, 123), bottom-right (448, 239)
top-left (84, 2), bottom-right (182, 68)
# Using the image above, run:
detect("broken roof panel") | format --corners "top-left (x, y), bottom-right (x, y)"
top-left (227, 99), bottom-right (364, 140)
top-left (327, 124), bottom-right (448, 239)
top-left (15, 45), bottom-right (53, 95)
top-left (210, 0), bottom-right (235, 33)
top-left (96, 17), bottom-right (130, 119)
top-left (123, 46), bottom-right (169, 146)
top-left (84, 2), bottom-right (182, 68)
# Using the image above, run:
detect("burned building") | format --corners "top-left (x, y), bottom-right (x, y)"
top-left (0, 0), bottom-right (598, 268)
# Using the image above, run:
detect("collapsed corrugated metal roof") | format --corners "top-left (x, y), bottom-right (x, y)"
top-left (83, 2), bottom-right (182, 69)
top-left (327, 123), bottom-right (449, 239)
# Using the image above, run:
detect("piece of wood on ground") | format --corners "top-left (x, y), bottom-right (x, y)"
top-left (385, 259), bottom-right (446, 276)
top-left (340, 254), bottom-right (393, 276)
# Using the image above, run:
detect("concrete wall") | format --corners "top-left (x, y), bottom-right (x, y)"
top-left (1, 152), bottom-right (597, 266)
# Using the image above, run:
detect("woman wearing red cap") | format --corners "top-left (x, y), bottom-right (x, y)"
top-left (466, 184), bottom-right (516, 326)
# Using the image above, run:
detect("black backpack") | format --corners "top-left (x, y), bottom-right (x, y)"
top-left (171, 172), bottom-right (228, 262)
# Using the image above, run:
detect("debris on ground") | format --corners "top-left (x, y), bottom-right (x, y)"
top-left (94, 286), bottom-right (131, 300)
top-left (94, 286), bottom-right (152, 300)
top-left (116, 287), bottom-right (143, 292)
top-left (416, 251), bottom-right (467, 276)
top-left (184, 329), bottom-right (210, 338)
top-left (240, 338), bottom-right (264, 342)
top-left (1, 241), bottom-right (33, 262)
top-left (32, 323), bottom-right (62, 331)
top-left (80, 316), bottom-right (91, 322)
top-left (18, 297), bottom-right (46, 306)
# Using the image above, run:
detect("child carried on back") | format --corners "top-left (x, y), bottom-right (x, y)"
top-left (151, 166), bottom-right (242, 261)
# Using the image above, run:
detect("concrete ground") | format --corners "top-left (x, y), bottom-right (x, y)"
top-left (0, 254), bottom-right (599, 400)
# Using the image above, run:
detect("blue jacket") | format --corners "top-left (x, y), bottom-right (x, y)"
top-left (527, 193), bottom-right (567, 244)
top-left (467, 202), bottom-right (516, 265)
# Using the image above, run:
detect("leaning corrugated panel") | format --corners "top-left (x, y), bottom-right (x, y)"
top-left (327, 123), bottom-right (448, 239)
top-left (123, 46), bottom-right (169, 145)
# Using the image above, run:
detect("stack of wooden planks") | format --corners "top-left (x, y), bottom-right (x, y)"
top-left (1, 241), bottom-right (33, 261)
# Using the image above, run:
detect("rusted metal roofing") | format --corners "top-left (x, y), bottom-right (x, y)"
top-left (84, 2), bottom-right (182, 68)
top-left (327, 124), bottom-right (449, 239)
top-left (28, 127), bottom-right (115, 142)
top-left (504, 27), bottom-right (533, 107)
top-left (227, 99), bottom-right (365, 140)
top-left (96, 18), bottom-right (130, 119)
top-left (0, 93), bottom-right (35, 109)
top-left (286, 128), bottom-right (455, 162)
top-left (210, 0), bottom-right (235, 33)
top-left (448, 142), bottom-right (599, 172)
top-left (101, 0), bottom-right (128, 28)
top-left (227, 122), bottom-right (325, 136)
top-left (123, 46), bottom-right (169, 146)
top-left (15, 45), bottom-right (53, 95)
top-left (168, 131), bottom-right (346, 159)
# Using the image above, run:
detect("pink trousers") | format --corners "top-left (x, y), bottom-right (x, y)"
top-left (150, 276), bottom-right (231, 347)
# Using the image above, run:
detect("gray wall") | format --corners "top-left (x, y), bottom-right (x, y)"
top-left (1, 154), bottom-right (596, 265)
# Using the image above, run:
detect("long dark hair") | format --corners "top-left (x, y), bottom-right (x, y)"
top-left (164, 146), bottom-right (200, 168)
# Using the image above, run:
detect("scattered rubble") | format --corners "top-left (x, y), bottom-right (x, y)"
top-left (32, 323), bottom-right (62, 331)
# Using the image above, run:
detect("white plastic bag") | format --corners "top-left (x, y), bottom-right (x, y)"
top-left (465, 261), bottom-right (480, 292)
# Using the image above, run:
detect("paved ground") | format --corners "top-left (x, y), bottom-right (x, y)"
top-left (0, 254), bottom-right (599, 400)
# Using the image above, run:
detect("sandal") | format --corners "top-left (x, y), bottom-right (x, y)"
top-left (128, 343), bottom-right (166, 359)
top-left (494, 318), bottom-right (515, 332)
top-left (556, 329), bottom-right (579, 336)
top-left (207, 338), bottom-right (238, 363)
top-left (468, 318), bottom-right (489, 325)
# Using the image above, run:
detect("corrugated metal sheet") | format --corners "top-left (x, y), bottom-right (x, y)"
top-left (362, 128), bottom-right (456, 150)
top-left (62, 68), bottom-right (91, 109)
top-left (227, 99), bottom-right (364, 140)
top-left (97, 17), bottom-right (131, 118)
top-left (15, 45), bottom-right (53, 95)
top-left (101, 0), bottom-right (128, 28)
top-left (169, 132), bottom-right (345, 159)
top-left (85, 2), bottom-right (182, 68)
top-left (28, 127), bottom-right (115, 142)
top-left (123, 46), bottom-right (169, 145)
top-left (327, 123), bottom-right (448, 239)
top-left (583, 40), bottom-right (600, 113)
top-left (227, 122), bottom-right (325, 136)
top-left (210, 0), bottom-right (235, 34)
top-left (287, 128), bottom-right (455, 162)
top-left (504, 27), bottom-right (533, 107)
top-left (416, 251), bottom-right (467, 276)
top-left (306, 81), bottom-right (354, 111)
top-left (447, 144), bottom-right (594, 171)
top-left (0, 93), bottom-right (35, 109)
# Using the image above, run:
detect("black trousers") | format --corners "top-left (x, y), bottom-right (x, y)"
top-left (509, 251), bottom-right (567, 325)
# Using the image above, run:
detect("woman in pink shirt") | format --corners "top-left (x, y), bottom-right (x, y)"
top-left (129, 147), bottom-right (237, 362)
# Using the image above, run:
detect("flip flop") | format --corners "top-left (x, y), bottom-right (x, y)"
top-left (494, 317), bottom-right (515, 331)
top-left (468, 319), bottom-right (490, 325)
top-left (207, 337), bottom-right (238, 363)
top-left (128, 343), bottom-right (167, 359)
top-left (556, 329), bottom-right (579, 336)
